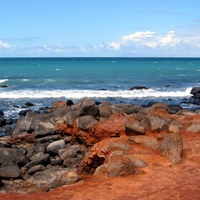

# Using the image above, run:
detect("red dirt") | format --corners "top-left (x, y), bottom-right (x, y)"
top-left (1, 113), bottom-right (200, 199)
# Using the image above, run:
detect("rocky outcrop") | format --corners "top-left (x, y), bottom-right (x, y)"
top-left (1, 99), bottom-right (200, 194)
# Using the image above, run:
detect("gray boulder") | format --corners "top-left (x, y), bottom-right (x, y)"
top-left (25, 152), bottom-right (50, 169)
top-left (76, 115), bottom-right (98, 130)
top-left (27, 164), bottom-right (46, 175)
top-left (161, 133), bottom-right (183, 164)
top-left (0, 147), bottom-right (29, 167)
top-left (46, 139), bottom-right (65, 155)
top-left (79, 99), bottom-right (99, 117)
top-left (0, 165), bottom-right (21, 178)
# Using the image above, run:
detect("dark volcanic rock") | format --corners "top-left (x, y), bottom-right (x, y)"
top-left (0, 165), bottom-right (21, 178)
top-left (130, 86), bottom-right (148, 90)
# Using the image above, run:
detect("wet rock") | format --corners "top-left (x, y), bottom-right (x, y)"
top-left (130, 86), bottom-right (148, 90)
top-left (46, 139), bottom-right (65, 155)
top-left (0, 118), bottom-right (6, 127)
top-left (25, 102), bottom-right (34, 107)
top-left (0, 165), bottom-right (21, 178)
top-left (161, 133), bottom-right (183, 164)
top-left (128, 136), bottom-right (160, 150)
top-left (36, 134), bottom-right (60, 143)
top-left (0, 110), bottom-right (4, 117)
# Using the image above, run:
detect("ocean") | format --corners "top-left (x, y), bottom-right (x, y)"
top-left (0, 57), bottom-right (200, 118)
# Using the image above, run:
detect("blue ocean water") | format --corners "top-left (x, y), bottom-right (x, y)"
top-left (0, 57), bottom-right (200, 118)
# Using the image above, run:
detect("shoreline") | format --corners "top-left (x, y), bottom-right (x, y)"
top-left (0, 96), bottom-right (200, 197)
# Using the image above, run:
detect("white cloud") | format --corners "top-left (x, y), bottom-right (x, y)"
top-left (158, 30), bottom-right (181, 47)
top-left (0, 40), bottom-right (11, 49)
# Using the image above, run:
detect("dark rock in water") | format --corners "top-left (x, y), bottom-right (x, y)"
top-left (25, 102), bottom-right (34, 107)
top-left (190, 87), bottom-right (200, 95)
top-left (130, 86), bottom-right (148, 90)
top-left (190, 87), bottom-right (200, 99)
top-left (4, 125), bottom-right (12, 136)
top-left (168, 105), bottom-right (183, 114)
top-left (0, 85), bottom-right (8, 88)
top-left (99, 88), bottom-right (107, 91)
top-left (66, 99), bottom-right (74, 106)
top-left (0, 165), bottom-right (21, 178)
top-left (0, 110), bottom-right (4, 117)
top-left (0, 118), bottom-right (6, 127)
top-left (5, 118), bottom-right (13, 125)
top-left (18, 109), bottom-right (31, 116)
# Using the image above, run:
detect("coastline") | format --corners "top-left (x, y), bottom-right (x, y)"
top-left (0, 96), bottom-right (200, 198)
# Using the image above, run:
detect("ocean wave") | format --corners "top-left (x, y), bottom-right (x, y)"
top-left (0, 79), bottom-right (8, 83)
top-left (0, 88), bottom-right (192, 99)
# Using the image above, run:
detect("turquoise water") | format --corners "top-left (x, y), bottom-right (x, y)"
top-left (0, 57), bottom-right (200, 117)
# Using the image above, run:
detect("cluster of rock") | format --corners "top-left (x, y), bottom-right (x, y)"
top-left (0, 96), bottom-right (200, 193)
top-left (190, 87), bottom-right (200, 105)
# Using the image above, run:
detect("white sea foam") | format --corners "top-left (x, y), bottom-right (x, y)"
top-left (0, 79), bottom-right (8, 83)
top-left (0, 88), bottom-right (192, 99)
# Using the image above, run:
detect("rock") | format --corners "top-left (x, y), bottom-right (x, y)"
top-left (59, 171), bottom-right (79, 185)
top-left (35, 121), bottom-right (55, 138)
top-left (130, 86), bottom-right (148, 90)
top-left (76, 115), bottom-right (98, 130)
top-left (27, 164), bottom-right (46, 175)
top-left (94, 164), bottom-right (108, 176)
top-left (161, 133), bottom-right (183, 164)
top-left (106, 151), bottom-right (135, 177)
top-left (125, 119), bottom-right (145, 135)
top-left (59, 146), bottom-right (79, 161)
top-left (190, 87), bottom-right (200, 98)
top-left (46, 139), bottom-right (65, 155)
top-left (145, 113), bottom-right (168, 132)
top-left (0, 165), bottom-right (21, 178)
top-left (66, 100), bottom-right (74, 107)
top-left (0, 85), bottom-right (8, 88)
top-left (128, 136), bottom-right (160, 150)
top-left (0, 110), bottom-right (4, 117)
top-left (0, 147), bottom-right (29, 167)
top-left (150, 102), bottom-right (169, 113)
top-left (98, 105), bottom-right (112, 119)
top-left (36, 134), bottom-right (60, 143)
top-left (63, 158), bottom-right (80, 167)
top-left (78, 99), bottom-right (99, 117)
top-left (25, 102), bottom-right (34, 107)
top-left (0, 118), bottom-right (6, 127)
top-left (168, 105), bottom-right (183, 114)
top-left (186, 123), bottom-right (200, 133)
top-left (25, 152), bottom-right (50, 169)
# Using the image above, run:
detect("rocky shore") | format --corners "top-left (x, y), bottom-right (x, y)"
top-left (0, 87), bottom-right (200, 199)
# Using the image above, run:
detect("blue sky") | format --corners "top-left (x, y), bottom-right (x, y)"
top-left (0, 0), bottom-right (200, 57)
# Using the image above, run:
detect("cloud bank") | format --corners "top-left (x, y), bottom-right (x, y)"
top-left (1, 30), bottom-right (200, 56)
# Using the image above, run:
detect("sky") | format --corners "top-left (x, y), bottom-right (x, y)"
top-left (0, 0), bottom-right (200, 57)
